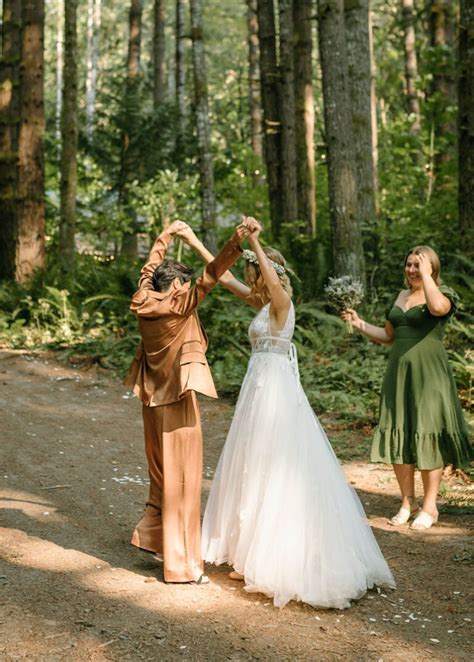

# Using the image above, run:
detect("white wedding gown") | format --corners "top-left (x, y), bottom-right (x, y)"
top-left (202, 302), bottom-right (395, 609)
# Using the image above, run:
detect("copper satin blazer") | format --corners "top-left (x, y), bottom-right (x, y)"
top-left (124, 229), bottom-right (242, 406)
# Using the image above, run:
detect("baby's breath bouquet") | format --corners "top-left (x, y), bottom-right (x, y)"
top-left (324, 276), bottom-right (364, 334)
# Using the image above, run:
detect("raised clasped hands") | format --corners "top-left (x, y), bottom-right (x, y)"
top-left (232, 215), bottom-right (261, 245)
top-left (168, 219), bottom-right (189, 236)
top-left (173, 221), bottom-right (199, 247)
top-left (236, 215), bottom-right (262, 246)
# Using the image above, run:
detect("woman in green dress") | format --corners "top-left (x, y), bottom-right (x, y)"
top-left (341, 246), bottom-right (472, 530)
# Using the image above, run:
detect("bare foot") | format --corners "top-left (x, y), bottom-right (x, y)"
top-left (229, 571), bottom-right (244, 581)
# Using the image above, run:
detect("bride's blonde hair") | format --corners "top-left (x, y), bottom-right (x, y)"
top-left (244, 246), bottom-right (293, 306)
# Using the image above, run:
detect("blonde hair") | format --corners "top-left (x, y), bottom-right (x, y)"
top-left (244, 246), bottom-right (293, 306)
top-left (404, 245), bottom-right (442, 286)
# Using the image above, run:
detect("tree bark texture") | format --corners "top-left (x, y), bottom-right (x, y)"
top-left (278, 0), bottom-right (299, 226)
top-left (190, 0), bottom-right (217, 253)
top-left (16, 0), bottom-right (46, 283)
top-left (428, 0), bottom-right (457, 169)
top-left (458, 0), bottom-right (474, 251)
top-left (369, 7), bottom-right (378, 205)
top-left (318, 0), bottom-right (365, 281)
top-left (256, 0), bottom-right (282, 237)
top-left (56, 0), bottom-right (63, 149)
top-left (344, 0), bottom-right (377, 229)
top-left (401, 0), bottom-right (421, 133)
top-left (293, 0), bottom-right (315, 236)
top-left (0, 0), bottom-right (21, 280)
top-left (246, 0), bottom-right (262, 159)
top-left (59, 0), bottom-right (78, 272)
top-left (120, 0), bottom-right (143, 258)
top-left (86, 0), bottom-right (101, 137)
top-left (175, 0), bottom-right (186, 160)
top-left (153, 0), bottom-right (166, 107)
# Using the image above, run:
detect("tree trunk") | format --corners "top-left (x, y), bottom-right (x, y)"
top-left (153, 0), bottom-right (166, 108)
top-left (175, 0), bottom-right (186, 161)
top-left (59, 0), bottom-right (77, 273)
top-left (428, 0), bottom-right (457, 170)
top-left (246, 0), bottom-right (262, 159)
top-left (120, 0), bottom-right (143, 258)
top-left (256, 0), bottom-right (282, 237)
top-left (0, 0), bottom-right (21, 280)
top-left (56, 0), bottom-right (63, 151)
top-left (369, 7), bottom-right (378, 206)
top-left (190, 0), bottom-right (217, 253)
top-left (318, 0), bottom-right (365, 281)
top-left (278, 0), bottom-right (299, 227)
top-left (293, 0), bottom-right (316, 236)
top-left (86, 0), bottom-right (101, 137)
top-left (458, 0), bottom-right (474, 252)
top-left (401, 0), bottom-right (421, 133)
top-left (344, 0), bottom-right (377, 230)
top-left (15, 0), bottom-right (46, 283)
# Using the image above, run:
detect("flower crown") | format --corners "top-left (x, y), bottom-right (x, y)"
top-left (242, 249), bottom-right (286, 275)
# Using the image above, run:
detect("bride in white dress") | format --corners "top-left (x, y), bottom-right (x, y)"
top-left (199, 218), bottom-right (395, 608)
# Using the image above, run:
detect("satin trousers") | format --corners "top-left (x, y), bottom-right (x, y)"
top-left (131, 392), bottom-right (204, 582)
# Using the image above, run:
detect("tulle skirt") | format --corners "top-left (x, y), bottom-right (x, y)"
top-left (202, 351), bottom-right (396, 609)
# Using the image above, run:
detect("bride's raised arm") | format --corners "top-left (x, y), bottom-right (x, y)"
top-left (246, 218), bottom-right (291, 326)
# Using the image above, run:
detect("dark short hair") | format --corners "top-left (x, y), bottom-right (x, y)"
top-left (152, 259), bottom-right (195, 292)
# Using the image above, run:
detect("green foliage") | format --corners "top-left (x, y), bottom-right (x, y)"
top-left (3, 0), bottom-right (471, 438)
top-left (0, 255), bottom-right (139, 373)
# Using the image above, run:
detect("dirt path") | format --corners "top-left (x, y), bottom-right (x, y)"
top-left (0, 350), bottom-right (472, 661)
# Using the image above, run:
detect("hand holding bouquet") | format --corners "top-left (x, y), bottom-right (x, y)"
top-left (324, 276), bottom-right (364, 334)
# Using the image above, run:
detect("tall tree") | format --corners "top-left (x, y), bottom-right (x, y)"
top-left (0, 0), bottom-right (21, 280)
top-left (15, 0), bottom-right (46, 283)
top-left (190, 0), bottom-right (217, 252)
top-left (344, 0), bottom-right (377, 230)
top-left (246, 0), bottom-right (262, 159)
top-left (318, 0), bottom-right (365, 281)
top-left (175, 0), bottom-right (186, 161)
top-left (369, 7), bottom-right (378, 203)
top-left (458, 0), bottom-right (474, 253)
top-left (427, 0), bottom-right (457, 170)
top-left (153, 0), bottom-right (166, 108)
top-left (278, 0), bottom-right (298, 227)
top-left (120, 0), bottom-right (143, 258)
top-left (58, 0), bottom-right (78, 273)
top-left (256, 0), bottom-right (282, 237)
top-left (401, 0), bottom-right (421, 133)
top-left (55, 0), bottom-right (64, 150)
top-left (85, 0), bottom-right (101, 137)
top-left (293, 0), bottom-right (315, 236)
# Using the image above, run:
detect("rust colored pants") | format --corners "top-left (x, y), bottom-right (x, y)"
top-left (131, 392), bottom-right (204, 582)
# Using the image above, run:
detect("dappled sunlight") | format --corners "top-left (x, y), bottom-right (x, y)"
top-left (0, 529), bottom-right (460, 660)
top-left (0, 531), bottom-right (104, 573)
top-left (0, 489), bottom-right (66, 524)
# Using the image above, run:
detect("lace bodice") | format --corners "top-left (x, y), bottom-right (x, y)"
top-left (248, 303), bottom-right (295, 354)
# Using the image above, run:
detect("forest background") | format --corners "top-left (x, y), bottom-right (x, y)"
top-left (0, 0), bottom-right (472, 427)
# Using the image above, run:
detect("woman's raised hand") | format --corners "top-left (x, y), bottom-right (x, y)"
top-left (417, 252), bottom-right (433, 279)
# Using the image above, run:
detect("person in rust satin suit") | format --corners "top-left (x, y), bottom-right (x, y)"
top-left (124, 219), bottom-right (252, 583)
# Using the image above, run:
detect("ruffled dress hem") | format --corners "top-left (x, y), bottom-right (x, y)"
top-left (372, 427), bottom-right (472, 470)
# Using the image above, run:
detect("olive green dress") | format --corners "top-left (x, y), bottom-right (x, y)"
top-left (371, 286), bottom-right (472, 470)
